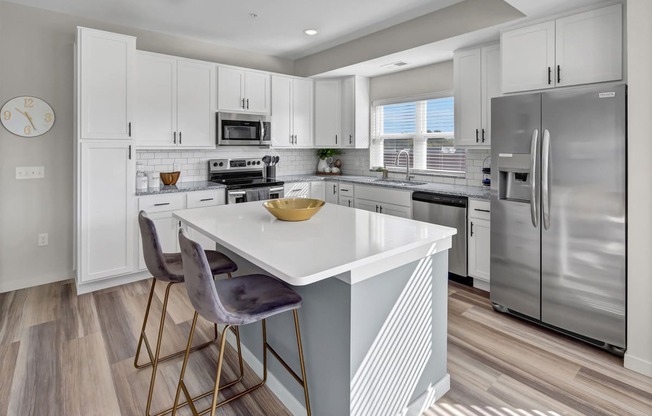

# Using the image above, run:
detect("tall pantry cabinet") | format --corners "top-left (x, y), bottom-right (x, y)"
top-left (75, 27), bottom-right (138, 288)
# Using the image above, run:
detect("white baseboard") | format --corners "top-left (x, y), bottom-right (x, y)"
top-left (624, 352), bottom-right (652, 377)
top-left (0, 272), bottom-right (72, 293)
top-left (402, 373), bottom-right (451, 416)
top-left (75, 270), bottom-right (151, 294)
top-left (225, 331), bottom-right (306, 415)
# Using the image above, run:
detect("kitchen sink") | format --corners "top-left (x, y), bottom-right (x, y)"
top-left (372, 179), bottom-right (427, 186)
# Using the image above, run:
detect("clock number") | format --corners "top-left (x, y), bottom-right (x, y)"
top-left (24, 126), bottom-right (31, 135)
top-left (3, 111), bottom-right (10, 121)
top-left (45, 113), bottom-right (53, 123)
top-left (24, 98), bottom-right (34, 108)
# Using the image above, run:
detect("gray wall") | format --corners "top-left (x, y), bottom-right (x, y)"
top-left (369, 60), bottom-right (453, 102)
top-left (0, 1), bottom-right (293, 292)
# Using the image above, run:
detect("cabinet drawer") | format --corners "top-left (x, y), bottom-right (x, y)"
top-left (354, 185), bottom-right (411, 207)
top-left (187, 190), bottom-right (225, 208)
top-left (469, 199), bottom-right (491, 221)
top-left (338, 183), bottom-right (354, 197)
top-left (138, 193), bottom-right (185, 213)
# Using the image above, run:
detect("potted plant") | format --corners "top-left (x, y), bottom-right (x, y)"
top-left (316, 149), bottom-right (343, 173)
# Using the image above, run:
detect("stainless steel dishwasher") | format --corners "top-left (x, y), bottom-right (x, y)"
top-left (412, 192), bottom-right (468, 276)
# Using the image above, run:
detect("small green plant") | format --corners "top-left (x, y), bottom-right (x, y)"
top-left (316, 148), bottom-right (343, 159)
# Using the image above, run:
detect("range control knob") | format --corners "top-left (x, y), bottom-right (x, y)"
top-left (257, 161), bottom-right (261, 165)
top-left (247, 161), bottom-right (251, 166)
top-left (218, 162), bottom-right (224, 167)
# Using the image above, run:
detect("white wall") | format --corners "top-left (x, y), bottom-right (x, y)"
top-left (0, 2), bottom-right (292, 292)
top-left (624, 0), bottom-right (652, 378)
top-left (370, 61), bottom-right (454, 102)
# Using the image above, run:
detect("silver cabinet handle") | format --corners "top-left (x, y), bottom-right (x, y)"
top-left (128, 122), bottom-right (132, 137)
top-left (154, 202), bottom-right (170, 206)
top-left (348, 200), bottom-right (351, 207)
top-left (173, 131), bottom-right (177, 144)
top-left (332, 185), bottom-right (336, 194)
top-left (340, 188), bottom-right (349, 192)
top-left (349, 134), bottom-right (352, 144)
top-left (470, 221), bottom-right (474, 237)
top-left (482, 129), bottom-right (485, 143)
top-left (475, 128), bottom-right (479, 143)
top-left (128, 145), bottom-right (132, 160)
top-left (379, 205), bottom-right (383, 213)
top-left (246, 98), bottom-right (249, 109)
top-left (289, 134), bottom-right (293, 145)
top-left (474, 208), bottom-right (490, 213)
top-left (241, 98), bottom-right (245, 109)
top-left (542, 129), bottom-right (551, 230)
top-left (200, 198), bottom-right (214, 202)
top-left (179, 131), bottom-right (182, 144)
top-left (375, 205), bottom-right (379, 212)
top-left (557, 65), bottom-right (561, 84)
top-left (530, 129), bottom-right (539, 228)
top-left (335, 134), bottom-right (338, 144)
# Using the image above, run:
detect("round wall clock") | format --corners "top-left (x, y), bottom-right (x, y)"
top-left (1, 96), bottom-right (55, 137)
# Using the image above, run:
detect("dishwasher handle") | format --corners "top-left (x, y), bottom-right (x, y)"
top-left (412, 191), bottom-right (467, 208)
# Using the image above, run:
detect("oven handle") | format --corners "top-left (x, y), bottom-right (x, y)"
top-left (228, 191), bottom-right (246, 195)
top-left (269, 187), bottom-right (284, 192)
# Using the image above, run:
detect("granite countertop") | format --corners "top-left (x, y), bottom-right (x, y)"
top-left (278, 174), bottom-right (491, 200)
top-left (135, 176), bottom-right (491, 200)
top-left (136, 181), bottom-right (225, 196)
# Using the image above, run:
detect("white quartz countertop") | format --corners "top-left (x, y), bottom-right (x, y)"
top-left (174, 202), bottom-right (456, 286)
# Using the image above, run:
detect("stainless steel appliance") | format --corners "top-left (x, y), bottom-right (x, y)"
top-left (491, 83), bottom-right (626, 355)
top-left (208, 158), bottom-right (284, 204)
top-left (412, 192), bottom-right (468, 276)
top-left (217, 112), bottom-right (271, 146)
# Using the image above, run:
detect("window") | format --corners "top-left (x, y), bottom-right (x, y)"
top-left (371, 96), bottom-right (465, 174)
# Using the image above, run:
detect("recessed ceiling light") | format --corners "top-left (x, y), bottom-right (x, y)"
top-left (249, 13), bottom-right (258, 19)
top-left (380, 61), bottom-right (408, 69)
top-left (304, 29), bottom-right (318, 36)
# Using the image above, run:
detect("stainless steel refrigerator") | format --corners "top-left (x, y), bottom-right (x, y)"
top-left (490, 83), bottom-right (626, 355)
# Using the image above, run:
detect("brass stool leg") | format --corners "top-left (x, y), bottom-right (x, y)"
top-left (209, 324), bottom-right (232, 416)
top-left (293, 310), bottom-right (312, 416)
top-left (134, 279), bottom-right (157, 369)
top-left (172, 312), bottom-right (200, 416)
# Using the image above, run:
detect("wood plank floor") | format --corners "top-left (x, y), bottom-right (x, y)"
top-left (0, 279), bottom-right (649, 416)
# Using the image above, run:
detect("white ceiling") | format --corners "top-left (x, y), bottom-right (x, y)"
top-left (7, 0), bottom-right (614, 75)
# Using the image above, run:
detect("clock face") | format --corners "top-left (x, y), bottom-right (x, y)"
top-left (1, 96), bottom-right (55, 137)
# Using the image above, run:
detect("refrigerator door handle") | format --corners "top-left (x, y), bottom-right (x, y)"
top-left (530, 129), bottom-right (539, 228)
top-left (542, 129), bottom-right (551, 230)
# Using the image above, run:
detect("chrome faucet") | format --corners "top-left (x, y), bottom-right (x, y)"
top-left (395, 149), bottom-right (414, 181)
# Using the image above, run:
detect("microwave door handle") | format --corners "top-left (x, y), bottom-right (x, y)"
top-left (530, 129), bottom-right (539, 228)
top-left (259, 120), bottom-right (265, 143)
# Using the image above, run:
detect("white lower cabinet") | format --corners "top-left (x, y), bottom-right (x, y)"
top-left (79, 141), bottom-right (135, 282)
top-left (325, 181), bottom-right (339, 204)
top-left (310, 182), bottom-right (326, 200)
top-left (353, 185), bottom-right (412, 218)
top-left (468, 199), bottom-right (491, 285)
top-left (339, 196), bottom-right (354, 208)
top-left (284, 182), bottom-right (311, 198)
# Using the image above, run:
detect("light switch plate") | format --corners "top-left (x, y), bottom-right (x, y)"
top-left (16, 166), bottom-right (45, 179)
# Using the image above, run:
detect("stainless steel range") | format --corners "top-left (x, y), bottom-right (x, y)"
top-left (208, 158), bottom-right (284, 204)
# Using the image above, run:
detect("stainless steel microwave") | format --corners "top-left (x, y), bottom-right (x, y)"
top-left (217, 112), bottom-right (271, 146)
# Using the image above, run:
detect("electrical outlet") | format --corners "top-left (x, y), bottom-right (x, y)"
top-left (16, 166), bottom-right (45, 180)
top-left (38, 233), bottom-right (48, 246)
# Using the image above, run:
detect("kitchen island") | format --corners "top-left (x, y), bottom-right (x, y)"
top-left (173, 202), bottom-right (456, 416)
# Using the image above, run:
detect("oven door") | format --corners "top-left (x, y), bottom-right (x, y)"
top-left (227, 186), bottom-right (284, 204)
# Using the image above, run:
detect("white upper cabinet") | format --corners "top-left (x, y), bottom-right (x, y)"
top-left (501, 4), bottom-right (622, 93)
top-left (341, 76), bottom-right (370, 149)
top-left (314, 79), bottom-right (342, 147)
top-left (501, 21), bottom-right (556, 93)
top-left (77, 27), bottom-right (136, 140)
top-left (555, 4), bottom-right (622, 87)
top-left (135, 52), bottom-right (215, 148)
top-left (454, 44), bottom-right (499, 147)
top-left (271, 75), bottom-right (313, 148)
top-left (176, 59), bottom-right (215, 147)
top-left (217, 66), bottom-right (270, 114)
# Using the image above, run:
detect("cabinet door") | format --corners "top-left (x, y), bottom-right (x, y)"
top-left (353, 76), bottom-right (371, 149)
top-left (501, 21), bottom-right (556, 93)
top-left (293, 78), bottom-right (314, 147)
top-left (217, 66), bottom-right (244, 112)
top-left (78, 28), bottom-right (135, 139)
top-left (135, 52), bottom-right (176, 147)
top-left (339, 196), bottom-right (354, 208)
top-left (379, 202), bottom-right (411, 219)
top-left (481, 44), bottom-right (501, 146)
top-left (325, 182), bottom-right (339, 204)
top-left (454, 49), bottom-right (482, 146)
top-left (555, 4), bottom-right (622, 87)
top-left (138, 214), bottom-right (179, 270)
top-left (177, 60), bottom-right (215, 148)
top-left (271, 76), bottom-right (293, 147)
top-left (468, 218), bottom-right (490, 281)
top-left (80, 142), bottom-right (134, 281)
top-left (244, 71), bottom-right (271, 114)
top-left (354, 198), bottom-right (378, 213)
top-left (310, 182), bottom-right (326, 200)
top-left (341, 77), bottom-right (355, 148)
top-left (314, 79), bottom-right (341, 147)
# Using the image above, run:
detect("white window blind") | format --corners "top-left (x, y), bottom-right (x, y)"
top-left (371, 96), bottom-right (465, 174)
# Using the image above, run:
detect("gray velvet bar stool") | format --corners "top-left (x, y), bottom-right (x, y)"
top-left (173, 229), bottom-right (311, 416)
top-left (135, 211), bottom-right (243, 416)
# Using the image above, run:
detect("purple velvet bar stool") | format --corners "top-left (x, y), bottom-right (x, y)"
top-left (172, 229), bottom-right (311, 416)
top-left (135, 211), bottom-right (243, 416)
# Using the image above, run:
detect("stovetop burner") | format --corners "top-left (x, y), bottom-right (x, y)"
top-left (208, 158), bottom-right (283, 190)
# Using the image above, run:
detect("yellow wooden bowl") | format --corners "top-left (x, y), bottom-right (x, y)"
top-left (160, 171), bottom-right (180, 185)
top-left (263, 198), bottom-right (326, 221)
